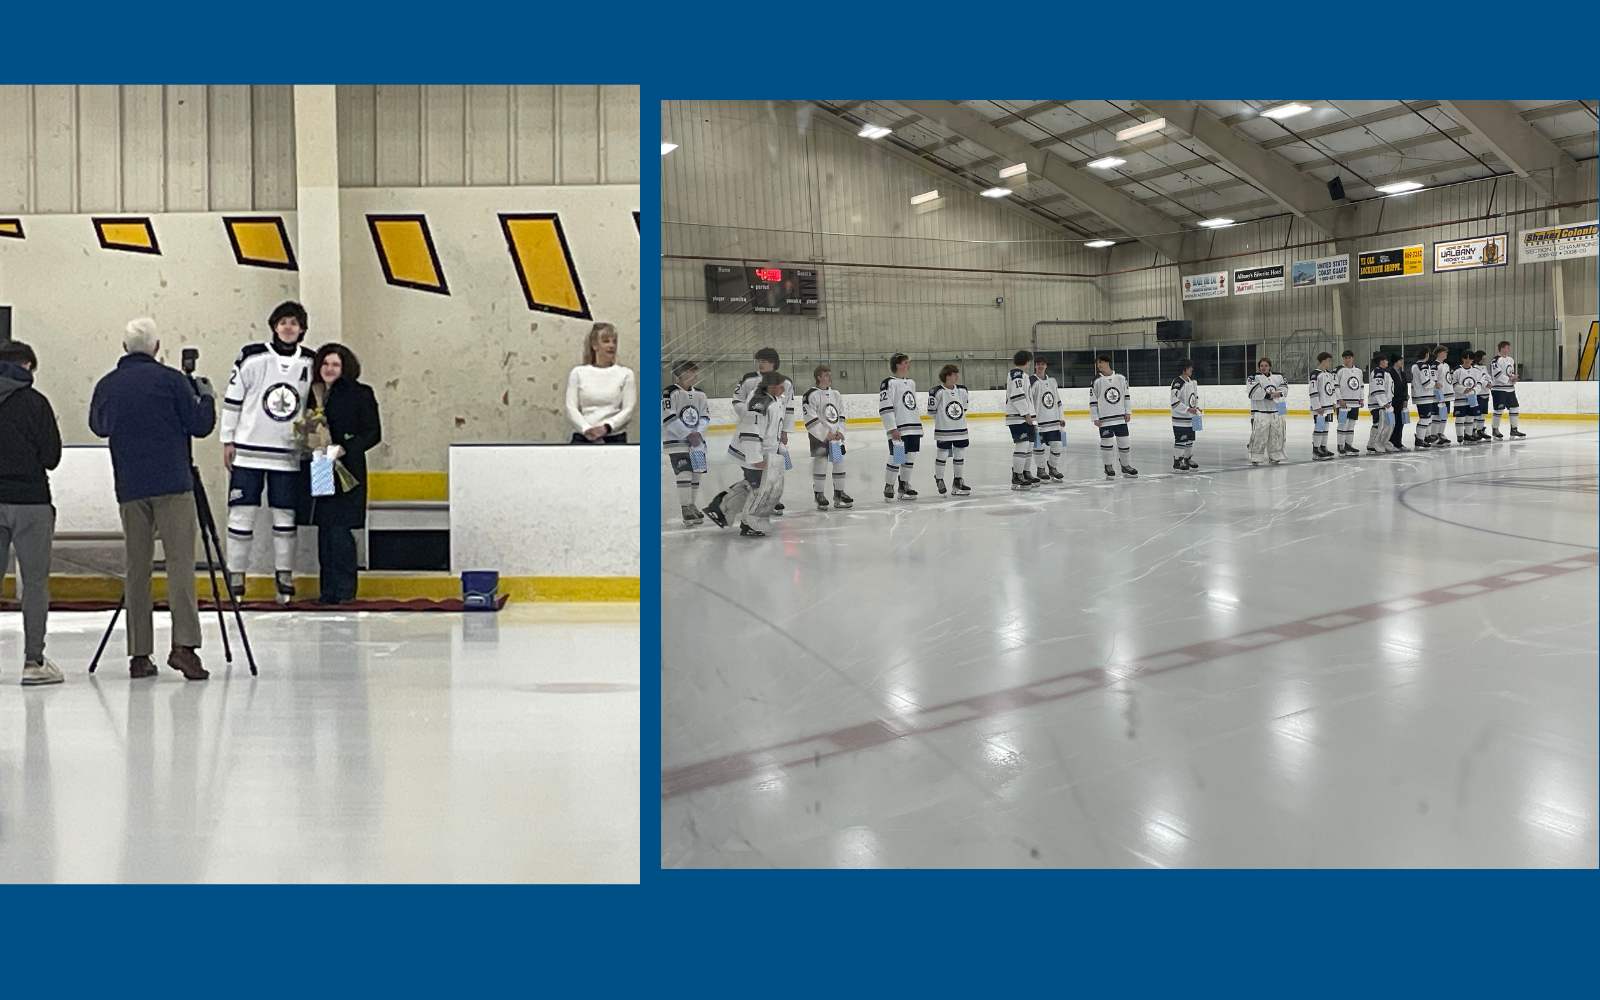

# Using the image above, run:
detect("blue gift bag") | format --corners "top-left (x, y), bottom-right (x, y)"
top-left (892, 441), bottom-right (906, 464)
top-left (1191, 412), bottom-right (1203, 432)
top-left (1384, 408), bottom-right (1395, 425)
top-left (1467, 392), bottom-right (1478, 406)
top-left (783, 449), bottom-right (792, 470)
top-left (1434, 388), bottom-right (1443, 401)
top-left (690, 447), bottom-right (707, 472)
top-left (1313, 413), bottom-right (1325, 432)
top-left (1400, 409), bottom-right (1409, 426)
top-left (310, 453), bottom-right (336, 496)
top-left (1276, 400), bottom-right (1287, 416)
top-left (829, 439), bottom-right (843, 463)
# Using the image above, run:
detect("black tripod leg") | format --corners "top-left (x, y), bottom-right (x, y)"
top-left (197, 515), bottom-right (233, 664)
top-left (89, 593), bottom-right (125, 674)
top-left (192, 467), bottom-right (258, 676)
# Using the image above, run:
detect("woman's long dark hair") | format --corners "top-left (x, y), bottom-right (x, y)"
top-left (313, 342), bottom-right (362, 384)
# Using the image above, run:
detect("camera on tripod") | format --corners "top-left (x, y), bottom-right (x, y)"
top-left (182, 347), bottom-right (199, 374)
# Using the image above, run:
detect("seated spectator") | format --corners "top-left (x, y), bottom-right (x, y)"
top-left (0, 340), bottom-right (64, 686)
top-left (566, 322), bottom-right (636, 443)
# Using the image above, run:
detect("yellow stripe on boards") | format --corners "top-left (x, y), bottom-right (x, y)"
top-left (9, 574), bottom-right (640, 603)
top-left (366, 470), bottom-right (449, 502)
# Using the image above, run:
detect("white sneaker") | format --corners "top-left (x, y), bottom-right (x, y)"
top-left (22, 659), bottom-right (64, 686)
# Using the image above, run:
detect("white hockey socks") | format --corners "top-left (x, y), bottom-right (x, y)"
top-left (226, 506), bottom-right (255, 572)
top-left (812, 456), bottom-right (830, 492)
top-left (1116, 440), bottom-right (1132, 469)
top-left (271, 508), bottom-right (296, 572)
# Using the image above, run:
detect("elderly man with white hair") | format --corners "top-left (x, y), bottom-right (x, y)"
top-left (89, 317), bottom-right (218, 680)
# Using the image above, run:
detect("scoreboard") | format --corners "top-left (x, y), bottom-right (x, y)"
top-left (704, 264), bottom-right (821, 315)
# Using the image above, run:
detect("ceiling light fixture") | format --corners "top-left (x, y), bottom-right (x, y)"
top-left (1260, 103), bottom-right (1312, 120)
top-left (1376, 180), bottom-right (1424, 194)
top-left (980, 187), bottom-right (1012, 198)
top-left (1085, 240), bottom-right (1116, 248)
top-left (910, 190), bottom-right (940, 205)
top-left (661, 142), bottom-right (678, 155)
top-left (1198, 218), bottom-right (1235, 228)
top-left (1115, 118), bottom-right (1165, 141)
top-left (1086, 156), bottom-right (1126, 169)
top-left (858, 124), bottom-right (892, 139)
top-left (998, 163), bottom-right (1028, 179)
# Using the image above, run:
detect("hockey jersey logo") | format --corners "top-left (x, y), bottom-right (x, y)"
top-left (1343, 373), bottom-right (1362, 393)
top-left (1102, 386), bottom-right (1123, 405)
top-left (1041, 390), bottom-right (1056, 411)
top-left (900, 389), bottom-right (916, 411)
top-left (823, 402), bottom-right (840, 423)
top-left (679, 404), bottom-right (702, 428)
top-left (1458, 372), bottom-right (1478, 392)
top-left (263, 382), bottom-right (302, 422)
top-left (943, 399), bottom-right (964, 420)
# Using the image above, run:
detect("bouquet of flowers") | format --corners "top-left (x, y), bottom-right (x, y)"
top-left (293, 407), bottom-right (360, 493)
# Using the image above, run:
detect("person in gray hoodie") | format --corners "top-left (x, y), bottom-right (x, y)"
top-left (0, 340), bottom-right (64, 685)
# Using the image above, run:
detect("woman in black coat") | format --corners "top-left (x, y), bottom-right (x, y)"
top-left (299, 343), bottom-right (382, 604)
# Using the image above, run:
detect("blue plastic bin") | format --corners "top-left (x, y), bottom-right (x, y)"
top-left (461, 570), bottom-right (500, 611)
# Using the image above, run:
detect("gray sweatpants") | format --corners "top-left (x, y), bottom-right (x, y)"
top-left (0, 502), bottom-right (55, 664)
top-left (119, 491), bottom-right (202, 657)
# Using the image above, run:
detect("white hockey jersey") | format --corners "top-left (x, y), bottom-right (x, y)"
top-left (1490, 355), bottom-right (1517, 389)
top-left (733, 391), bottom-right (784, 469)
top-left (661, 383), bottom-right (709, 449)
top-left (1311, 369), bottom-right (1338, 411)
top-left (928, 384), bottom-right (970, 442)
top-left (1030, 374), bottom-right (1063, 431)
top-left (1090, 371), bottom-right (1131, 427)
top-left (733, 371), bottom-right (795, 432)
top-left (879, 375), bottom-right (922, 438)
top-left (1411, 360), bottom-right (1436, 400)
top-left (1453, 365), bottom-right (1482, 401)
top-left (1435, 363), bottom-right (1455, 401)
top-left (220, 341), bottom-right (315, 472)
top-left (1170, 376), bottom-right (1199, 426)
top-left (1248, 373), bottom-right (1287, 413)
top-left (1367, 367), bottom-right (1394, 408)
top-left (803, 386), bottom-right (846, 443)
top-left (1473, 364), bottom-right (1491, 398)
top-left (1004, 367), bottom-right (1034, 425)
top-left (1336, 365), bottom-right (1365, 407)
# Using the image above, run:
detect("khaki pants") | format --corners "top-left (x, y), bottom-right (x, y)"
top-left (119, 491), bottom-right (201, 657)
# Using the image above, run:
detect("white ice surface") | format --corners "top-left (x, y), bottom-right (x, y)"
top-left (0, 604), bottom-right (639, 882)
top-left (661, 415), bottom-right (1598, 868)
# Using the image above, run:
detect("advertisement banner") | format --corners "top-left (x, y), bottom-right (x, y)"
top-left (1357, 244), bottom-right (1425, 280)
top-left (1291, 254), bottom-right (1349, 287)
top-left (1232, 264), bottom-right (1284, 295)
top-left (1433, 233), bottom-right (1508, 272)
top-left (1181, 270), bottom-right (1228, 300)
top-left (1518, 220), bottom-right (1598, 264)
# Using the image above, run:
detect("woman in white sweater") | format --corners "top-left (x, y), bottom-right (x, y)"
top-left (565, 322), bottom-right (636, 443)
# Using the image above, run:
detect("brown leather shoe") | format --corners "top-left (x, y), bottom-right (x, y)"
top-left (167, 647), bottom-right (209, 681)
top-left (129, 655), bottom-right (157, 679)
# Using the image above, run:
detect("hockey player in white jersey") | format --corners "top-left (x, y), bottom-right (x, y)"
top-left (1090, 353), bottom-right (1136, 478)
top-left (1490, 340), bottom-right (1525, 438)
top-left (880, 352), bottom-right (922, 500)
top-left (1430, 345), bottom-right (1455, 446)
top-left (221, 300), bottom-right (315, 602)
top-left (1410, 345), bottom-right (1436, 449)
top-left (703, 371), bottom-right (787, 537)
top-left (1004, 350), bottom-right (1038, 490)
top-left (803, 365), bottom-right (852, 510)
top-left (730, 347), bottom-right (795, 514)
top-left (1169, 357), bottom-right (1200, 472)
top-left (1310, 352), bottom-right (1338, 460)
top-left (1451, 354), bottom-right (1483, 444)
top-left (929, 364), bottom-right (972, 495)
top-left (1468, 350), bottom-right (1491, 441)
top-left (1246, 356), bottom-right (1288, 464)
top-left (1030, 357), bottom-right (1066, 482)
top-left (662, 360), bottom-right (710, 524)
top-left (1364, 353), bottom-right (1397, 454)
top-left (1334, 350), bottom-right (1364, 455)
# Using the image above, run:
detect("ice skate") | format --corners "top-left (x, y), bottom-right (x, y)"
top-left (1104, 465), bottom-right (1116, 479)
top-left (773, 502), bottom-right (785, 516)
top-left (897, 482), bottom-right (918, 500)
top-left (1173, 458), bottom-right (1185, 472)
top-left (228, 571), bottom-right (246, 599)
top-left (703, 492), bottom-right (729, 528)
top-left (1121, 465), bottom-right (1138, 477)
top-left (1492, 429), bottom-right (1504, 439)
top-left (814, 491), bottom-right (830, 511)
top-left (952, 478), bottom-right (971, 495)
top-left (681, 503), bottom-right (701, 525)
top-left (1021, 471), bottom-right (1039, 489)
top-left (1510, 428), bottom-right (1526, 438)
top-left (1048, 469), bottom-right (1064, 482)
top-left (274, 570), bottom-right (296, 605)
top-left (738, 523), bottom-right (765, 538)
top-left (935, 479), bottom-right (948, 495)
top-left (1011, 473), bottom-right (1027, 491)
top-left (833, 489), bottom-right (854, 509)
top-left (884, 484), bottom-right (896, 501)
top-left (1184, 457), bottom-right (1199, 470)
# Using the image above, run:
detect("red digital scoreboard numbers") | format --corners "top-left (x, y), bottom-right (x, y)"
top-left (753, 267), bottom-right (783, 282)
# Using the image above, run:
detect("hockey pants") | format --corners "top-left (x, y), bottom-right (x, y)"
top-left (1247, 412), bottom-right (1286, 463)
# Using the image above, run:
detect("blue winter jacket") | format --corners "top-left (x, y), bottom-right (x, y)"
top-left (89, 353), bottom-right (217, 502)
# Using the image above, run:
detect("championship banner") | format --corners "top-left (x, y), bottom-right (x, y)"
top-left (1518, 220), bottom-right (1598, 264)
top-left (1181, 270), bottom-right (1228, 300)
top-left (1357, 244), bottom-right (1424, 280)
top-left (1291, 253), bottom-right (1349, 287)
top-left (1433, 233), bottom-right (1507, 272)
top-left (1232, 264), bottom-right (1284, 295)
